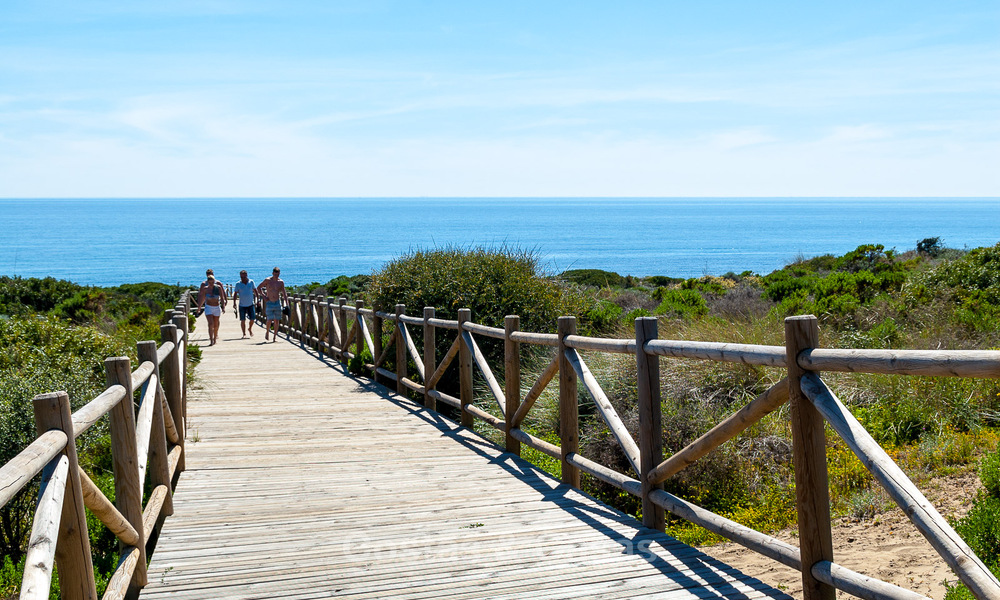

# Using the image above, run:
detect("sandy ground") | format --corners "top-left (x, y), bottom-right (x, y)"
top-left (698, 473), bottom-right (982, 599)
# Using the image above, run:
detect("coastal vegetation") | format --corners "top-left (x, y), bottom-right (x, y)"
top-left (4, 238), bottom-right (1000, 597)
top-left (0, 278), bottom-right (188, 597)
top-left (324, 239), bottom-right (1000, 597)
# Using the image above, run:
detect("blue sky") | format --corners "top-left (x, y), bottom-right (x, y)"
top-left (1, 1), bottom-right (997, 197)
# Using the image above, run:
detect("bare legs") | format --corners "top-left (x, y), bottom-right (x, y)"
top-left (206, 314), bottom-right (220, 346)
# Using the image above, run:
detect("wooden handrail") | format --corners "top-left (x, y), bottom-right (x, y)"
top-left (397, 313), bottom-right (424, 326)
top-left (0, 430), bottom-right (68, 507)
top-left (1, 293), bottom-right (191, 600)
top-left (564, 334), bottom-right (635, 354)
top-left (275, 297), bottom-right (1000, 600)
top-left (799, 347), bottom-right (1000, 377)
top-left (129, 360), bottom-right (156, 391)
top-left (645, 339), bottom-right (787, 366)
top-left (509, 330), bottom-right (558, 346)
top-left (462, 321), bottom-right (505, 340)
top-left (71, 386), bottom-right (127, 438)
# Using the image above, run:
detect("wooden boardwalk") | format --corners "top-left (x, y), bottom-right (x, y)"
top-left (141, 313), bottom-right (793, 600)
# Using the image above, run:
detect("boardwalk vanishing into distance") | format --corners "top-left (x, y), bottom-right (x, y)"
top-left (139, 314), bottom-right (792, 599)
top-left (7, 292), bottom-right (999, 600)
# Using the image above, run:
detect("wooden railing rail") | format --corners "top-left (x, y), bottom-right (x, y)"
top-left (272, 294), bottom-right (1000, 600)
top-left (0, 293), bottom-right (191, 600)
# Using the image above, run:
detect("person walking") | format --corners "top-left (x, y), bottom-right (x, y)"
top-left (196, 274), bottom-right (226, 346)
top-left (198, 269), bottom-right (228, 308)
top-left (262, 267), bottom-right (289, 342)
top-left (232, 270), bottom-right (258, 338)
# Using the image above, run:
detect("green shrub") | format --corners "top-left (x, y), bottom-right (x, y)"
top-left (679, 277), bottom-right (729, 296)
top-left (980, 449), bottom-right (1000, 498)
top-left (653, 289), bottom-right (708, 318)
top-left (645, 275), bottom-right (683, 287)
top-left (366, 246), bottom-right (578, 392)
top-left (951, 496), bottom-right (1000, 573)
top-left (0, 276), bottom-right (82, 316)
top-left (368, 246), bottom-right (568, 331)
top-left (52, 289), bottom-right (106, 324)
top-left (917, 237), bottom-right (944, 257)
top-left (561, 269), bottom-right (625, 288)
top-left (587, 300), bottom-right (623, 332)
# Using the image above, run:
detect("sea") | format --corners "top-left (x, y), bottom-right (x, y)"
top-left (1, 198), bottom-right (997, 287)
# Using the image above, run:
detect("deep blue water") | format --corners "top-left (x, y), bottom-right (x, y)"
top-left (1, 198), bottom-right (997, 286)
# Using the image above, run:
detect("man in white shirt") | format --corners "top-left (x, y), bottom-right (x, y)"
top-left (232, 270), bottom-right (258, 338)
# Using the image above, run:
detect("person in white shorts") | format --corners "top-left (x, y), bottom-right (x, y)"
top-left (196, 275), bottom-right (226, 346)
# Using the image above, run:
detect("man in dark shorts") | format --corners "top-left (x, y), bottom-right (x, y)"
top-left (232, 270), bottom-right (258, 338)
top-left (262, 267), bottom-right (289, 342)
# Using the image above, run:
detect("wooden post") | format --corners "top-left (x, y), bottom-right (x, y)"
top-left (137, 341), bottom-right (173, 518)
top-left (171, 313), bottom-right (189, 429)
top-left (160, 324), bottom-right (184, 473)
top-left (291, 295), bottom-right (301, 340)
top-left (372, 308), bottom-right (384, 385)
top-left (395, 304), bottom-right (407, 395)
top-left (316, 296), bottom-right (326, 355)
top-left (32, 392), bottom-right (98, 600)
top-left (354, 300), bottom-right (365, 361)
top-left (785, 315), bottom-right (835, 600)
top-left (636, 317), bottom-right (664, 530)
top-left (423, 307), bottom-right (436, 410)
top-left (504, 315), bottom-right (521, 455)
top-left (558, 316), bottom-right (580, 487)
top-left (327, 299), bottom-right (337, 357)
top-left (105, 357), bottom-right (148, 589)
top-left (458, 308), bottom-right (474, 427)
top-left (307, 295), bottom-right (317, 345)
top-left (338, 297), bottom-right (348, 362)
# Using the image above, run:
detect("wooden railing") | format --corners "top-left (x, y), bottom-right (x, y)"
top-left (277, 293), bottom-right (1000, 600)
top-left (0, 295), bottom-right (191, 600)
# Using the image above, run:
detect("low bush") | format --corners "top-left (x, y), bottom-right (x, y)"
top-left (653, 288), bottom-right (708, 318)
top-left (561, 269), bottom-right (626, 288)
top-left (366, 246), bottom-right (583, 395)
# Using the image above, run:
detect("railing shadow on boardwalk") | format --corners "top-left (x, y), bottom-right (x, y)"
top-left (285, 335), bottom-right (766, 599)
